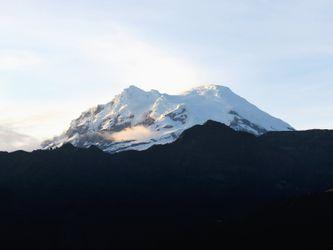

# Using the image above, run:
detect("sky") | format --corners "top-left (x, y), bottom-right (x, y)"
top-left (0, 0), bottom-right (333, 151)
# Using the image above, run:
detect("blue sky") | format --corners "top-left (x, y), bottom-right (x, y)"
top-left (0, 0), bottom-right (333, 151)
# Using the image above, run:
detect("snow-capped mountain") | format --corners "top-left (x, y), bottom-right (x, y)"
top-left (42, 84), bottom-right (294, 153)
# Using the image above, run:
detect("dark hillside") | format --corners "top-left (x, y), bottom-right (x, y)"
top-left (0, 120), bottom-right (333, 249)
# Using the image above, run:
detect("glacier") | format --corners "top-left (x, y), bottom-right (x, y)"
top-left (42, 84), bottom-right (294, 153)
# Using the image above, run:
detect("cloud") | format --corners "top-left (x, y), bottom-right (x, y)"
top-left (81, 31), bottom-right (202, 93)
top-left (0, 50), bottom-right (42, 71)
top-left (107, 125), bottom-right (157, 142)
top-left (0, 103), bottom-right (87, 143)
top-left (0, 126), bottom-right (40, 152)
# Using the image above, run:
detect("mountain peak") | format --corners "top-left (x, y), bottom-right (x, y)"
top-left (203, 119), bottom-right (229, 127)
top-left (121, 85), bottom-right (146, 95)
top-left (182, 84), bottom-right (232, 96)
top-left (195, 84), bottom-right (230, 91)
top-left (43, 84), bottom-right (294, 153)
top-left (118, 85), bottom-right (161, 100)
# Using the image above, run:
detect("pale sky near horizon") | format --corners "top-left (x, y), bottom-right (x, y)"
top-left (0, 0), bottom-right (333, 151)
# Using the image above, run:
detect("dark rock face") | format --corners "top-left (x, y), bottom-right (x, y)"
top-left (165, 107), bottom-right (188, 124)
top-left (229, 110), bottom-right (268, 134)
top-left (0, 121), bottom-right (333, 250)
top-left (107, 114), bottom-right (133, 132)
top-left (137, 111), bottom-right (156, 126)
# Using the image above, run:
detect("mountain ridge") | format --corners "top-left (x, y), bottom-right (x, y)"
top-left (0, 121), bottom-right (333, 249)
top-left (42, 84), bottom-right (294, 153)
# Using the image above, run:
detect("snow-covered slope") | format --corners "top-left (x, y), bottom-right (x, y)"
top-left (42, 84), bottom-right (294, 153)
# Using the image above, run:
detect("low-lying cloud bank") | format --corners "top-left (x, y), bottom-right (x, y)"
top-left (105, 125), bottom-right (157, 142)
top-left (0, 126), bottom-right (40, 152)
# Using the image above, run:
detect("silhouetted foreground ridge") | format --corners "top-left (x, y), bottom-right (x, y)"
top-left (0, 120), bottom-right (333, 249)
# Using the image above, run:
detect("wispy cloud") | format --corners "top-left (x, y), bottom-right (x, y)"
top-left (0, 50), bottom-right (42, 71)
top-left (0, 105), bottom-right (86, 143)
top-left (80, 31), bottom-right (201, 93)
top-left (0, 126), bottom-right (40, 152)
